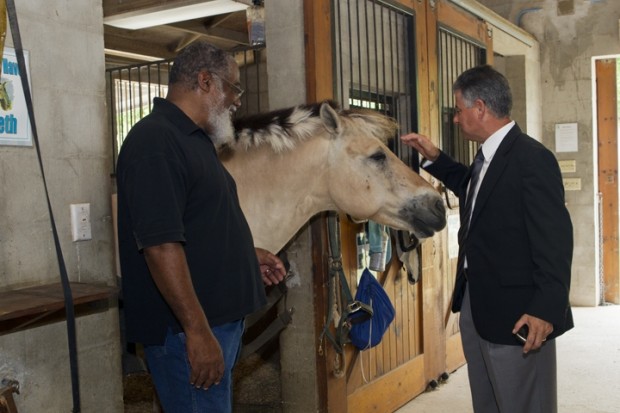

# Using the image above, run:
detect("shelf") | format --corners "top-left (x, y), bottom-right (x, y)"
top-left (0, 282), bottom-right (118, 334)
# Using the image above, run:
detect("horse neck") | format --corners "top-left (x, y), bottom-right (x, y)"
top-left (223, 136), bottom-right (334, 252)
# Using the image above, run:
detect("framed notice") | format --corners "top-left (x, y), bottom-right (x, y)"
top-left (0, 47), bottom-right (32, 146)
top-left (554, 123), bottom-right (578, 153)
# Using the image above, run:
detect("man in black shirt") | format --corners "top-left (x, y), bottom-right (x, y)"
top-left (116, 41), bottom-right (286, 413)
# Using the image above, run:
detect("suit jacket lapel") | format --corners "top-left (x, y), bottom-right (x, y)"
top-left (469, 124), bottom-right (521, 229)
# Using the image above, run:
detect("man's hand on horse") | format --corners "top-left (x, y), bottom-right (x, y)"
top-left (256, 247), bottom-right (286, 286)
top-left (401, 132), bottom-right (440, 162)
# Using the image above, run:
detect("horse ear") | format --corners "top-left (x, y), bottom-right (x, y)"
top-left (319, 102), bottom-right (341, 136)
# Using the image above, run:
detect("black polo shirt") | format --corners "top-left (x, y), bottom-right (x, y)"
top-left (116, 97), bottom-right (266, 345)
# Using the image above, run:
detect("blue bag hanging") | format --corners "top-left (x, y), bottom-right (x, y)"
top-left (348, 268), bottom-right (396, 350)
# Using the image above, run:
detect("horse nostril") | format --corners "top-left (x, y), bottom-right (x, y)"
top-left (435, 199), bottom-right (446, 216)
top-left (430, 198), bottom-right (447, 229)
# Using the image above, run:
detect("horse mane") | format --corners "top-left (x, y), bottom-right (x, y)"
top-left (227, 100), bottom-right (398, 153)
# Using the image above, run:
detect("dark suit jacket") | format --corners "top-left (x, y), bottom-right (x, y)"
top-left (425, 124), bottom-right (574, 345)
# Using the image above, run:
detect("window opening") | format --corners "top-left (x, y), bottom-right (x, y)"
top-left (333, 0), bottom-right (418, 171)
top-left (437, 27), bottom-right (486, 165)
top-left (105, 46), bottom-right (267, 174)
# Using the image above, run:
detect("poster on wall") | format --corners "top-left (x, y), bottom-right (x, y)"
top-left (0, 47), bottom-right (32, 147)
top-left (554, 122), bottom-right (578, 153)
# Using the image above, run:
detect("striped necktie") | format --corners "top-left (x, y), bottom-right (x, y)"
top-left (460, 148), bottom-right (485, 239)
top-left (456, 148), bottom-right (485, 278)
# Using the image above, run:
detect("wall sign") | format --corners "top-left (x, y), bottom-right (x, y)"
top-left (563, 178), bottom-right (582, 191)
top-left (558, 159), bottom-right (577, 173)
top-left (0, 47), bottom-right (32, 146)
top-left (555, 123), bottom-right (578, 153)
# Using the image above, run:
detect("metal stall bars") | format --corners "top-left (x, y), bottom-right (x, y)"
top-left (333, 0), bottom-right (418, 171)
top-left (437, 27), bottom-right (486, 165)
top-left (106, 45), bottom-right (267, 174)
top-left (106, 59), bottom-right (172, 173)
top-left (331, 0), bottom-right (424, 386)
top-left (437, 27), bottom-right (486, 340)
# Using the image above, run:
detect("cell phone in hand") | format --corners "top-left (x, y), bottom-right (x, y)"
top-left (514, 325), bottom-right (528, 344)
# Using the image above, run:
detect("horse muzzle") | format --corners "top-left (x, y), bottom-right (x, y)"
top-left (400, 194), bottom-right (446, 238)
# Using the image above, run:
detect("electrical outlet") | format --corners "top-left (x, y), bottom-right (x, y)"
top-left (70, 203), bottom-right (92, 241)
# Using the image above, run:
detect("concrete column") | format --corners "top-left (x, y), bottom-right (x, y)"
top-left (265, 1), bottom-right (320, 412)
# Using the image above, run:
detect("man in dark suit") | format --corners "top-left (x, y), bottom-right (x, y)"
top-left (402, 65), bottom-right (573, 413)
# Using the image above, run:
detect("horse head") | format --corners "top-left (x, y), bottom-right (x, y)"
top-left (317, 102), bottom-right (446, 239)
top-left (222, 101), bottom-right (446, 252)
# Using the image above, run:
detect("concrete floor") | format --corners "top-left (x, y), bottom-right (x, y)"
top-left (395, 304), bottom-right (620, 413)
top-left (124, 305), bottom-right (619, 413)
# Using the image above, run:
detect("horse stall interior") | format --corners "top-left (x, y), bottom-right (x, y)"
top-left (105, 1), bottom-right (507, 412)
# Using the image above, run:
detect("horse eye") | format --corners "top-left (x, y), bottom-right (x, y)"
top-left (369, 151), bottom-right (386, 163)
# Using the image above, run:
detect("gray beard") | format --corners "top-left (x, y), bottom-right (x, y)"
top-left (209, 105), bottom-right (235, 147)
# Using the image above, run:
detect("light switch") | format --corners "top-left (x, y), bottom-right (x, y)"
top-left (70, 203), bottom-right (92, 241)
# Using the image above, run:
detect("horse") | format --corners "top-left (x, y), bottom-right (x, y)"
top-left (220, 101), bottom-right (446, 254)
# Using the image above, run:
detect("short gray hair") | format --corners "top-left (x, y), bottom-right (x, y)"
top-left (453, 65), bottom-right (512, 118)
top-left (169, 41), bottom-right (235, 90)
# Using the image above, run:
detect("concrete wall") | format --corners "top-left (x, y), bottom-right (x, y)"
top-left (477, 0), bottom-right (620, 306)
top-left (266, 0), bottom-right (306, 110)
top-left (0, 1), bottom-right (123, 411)
top-left (265, 1), bottom-right (321, 412)
top-left (491, 28), bottom-right (542, 139)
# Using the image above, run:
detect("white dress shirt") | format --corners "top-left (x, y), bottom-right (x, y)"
top-left (467, 120), bottom-right (515, 215)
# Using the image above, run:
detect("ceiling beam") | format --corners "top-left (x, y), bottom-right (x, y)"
top-left (104, 27), bottom-right (176, 59)
top-left (103, 0), bottom-right (209, 17)
top-left (167, 20), bottom-right (249, 45)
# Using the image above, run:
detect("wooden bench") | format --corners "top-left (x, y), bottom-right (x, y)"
top-left (0, 282), bottom-right (118, 334)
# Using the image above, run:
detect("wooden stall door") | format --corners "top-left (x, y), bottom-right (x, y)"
top-left (306, 1), bottom-right (438, 411)
top-left (304, 0), bottom-right (495, 411)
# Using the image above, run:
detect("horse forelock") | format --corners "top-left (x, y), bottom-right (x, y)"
top-left (231, 102), bottom-right (329, 153)
top-left (341, 109), bottom-right (399, 143)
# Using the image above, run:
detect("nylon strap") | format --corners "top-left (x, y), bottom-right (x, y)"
top-left (6, 2), bottom-right (81, 411)
top-left (320, 213), bottom-right (372, 355)
top-left (241, 282), bottom-right (293, 358)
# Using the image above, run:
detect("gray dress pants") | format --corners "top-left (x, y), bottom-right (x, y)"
top-left (459, 285), bottom-right (557, 413)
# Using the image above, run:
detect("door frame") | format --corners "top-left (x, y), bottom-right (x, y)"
top-left (593, 55), bottom-right (620, 305)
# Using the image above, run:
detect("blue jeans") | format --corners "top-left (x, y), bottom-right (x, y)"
top-left (144, 320), bottom-right (245, 413)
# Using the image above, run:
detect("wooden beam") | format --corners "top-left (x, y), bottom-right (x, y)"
top-left (172, 33), bottom-right (203, 52)
top-left (596, 59), bottom-right (620, 304)
top-left (311, 214), bottom-right (330, 413)
top-left (303, 0), bottom-right (333, 104)
top-left (438, 0), bottom-right (488, 46)
top-left (305, 0), bottom-right (337, 409)
top-left (165, 20), bottom-right (249, 45)
top-left (204, 26), bottom-right (249, 45)
top-left (163, 21), bottom-right (247, 49)
top-left (103, 0), bottom-right (212, 18)
top-left (104, 27), bottom-right (176, 59)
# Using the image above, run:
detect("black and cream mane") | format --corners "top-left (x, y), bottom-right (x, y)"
top-left (226, 100), bottom-right (398, 154)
